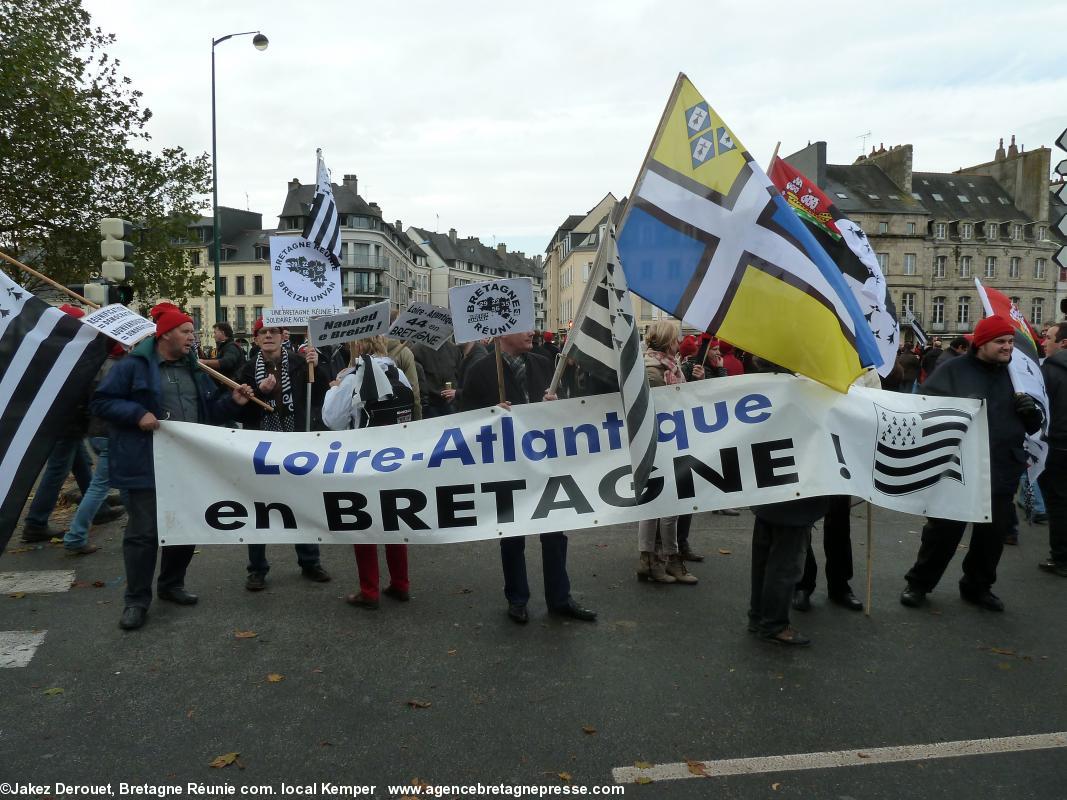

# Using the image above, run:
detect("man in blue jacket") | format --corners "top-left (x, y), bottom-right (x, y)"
top-left (92, 308), bottom-right (253, 630)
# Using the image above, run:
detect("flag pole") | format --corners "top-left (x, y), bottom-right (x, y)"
top-left (0, 252), bottom-right (95, 306)
top-left (306, 356), bottom-right (314, 431)
top-left (0, 251), bottom-right (272, 412)
top-left (768, 141), bottom-right (781, 169)
top-left (865, 501), bottom-right (873, 617)
top-left (494, 341), bottom-right (507, 405)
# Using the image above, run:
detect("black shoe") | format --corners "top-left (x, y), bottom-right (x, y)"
top-left (507, 604), bottom-right (529, 624)
top-left (383, 585), bottom-right (410, 602)
top-left (791, 589), bottom-right (812, 612)
top-left (679, 546), bottom-right (705, 563)
top-left (1032, 513), bottom-right (1049, 524)
top-left (829, 588), bottom-right (864, 612)
top-left (245, 572), bottom-right (267, 591)
top-left (1038, 560), bottom-right (1067, 577)
top-left (106, 494), bottom-right (124, 508)
top-left (20, 523), bottom-right (61, 543)
top-left (119, 606), bottom-right (147, 630)
top-left (900, 585), bottom-right (927, 608)
top-left (548, 599), bottom-right (597, 622)
top-left (761, 626), bottom-right (810, 646)
top-left (92, 506), bottom-right (124, 525)
top-left (345, 592), bottom-right (380, 609)
top-left (1003, 533), bottom-right (1019, 546)
top-left (158, 587), bottom-right (198, 605)
top-left (960, 588), bottom-right (1004, 612)
top-left (301, 565), bottom-right (332, 583)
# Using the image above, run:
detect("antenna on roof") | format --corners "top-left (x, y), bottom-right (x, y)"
top-left (857, 130), bottom-right (872, 155)
top-left (245, 192), bottom-right (250, 211)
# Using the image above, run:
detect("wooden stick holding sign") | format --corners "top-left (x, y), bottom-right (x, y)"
top-left (0, 250), bottom-right (272, 412)
top-left (495, 343), bottom-right (507, 405)
top-left (865, 501), bottom-right (874, 617)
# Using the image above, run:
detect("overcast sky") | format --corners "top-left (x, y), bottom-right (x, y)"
top-left (84, 0), bottom-right (1067, 257)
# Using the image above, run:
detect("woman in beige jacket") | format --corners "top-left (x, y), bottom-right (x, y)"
top-left (637, 321), bottom-right (702, 585)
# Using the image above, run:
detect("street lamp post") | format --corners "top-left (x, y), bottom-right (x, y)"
top-left (211, 31), bottom-right (268, 325)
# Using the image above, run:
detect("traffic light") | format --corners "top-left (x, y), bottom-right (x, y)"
top-left (66, 281), bottom-right (133, 307)
top-left (100, 218), bottom-right (134, 281)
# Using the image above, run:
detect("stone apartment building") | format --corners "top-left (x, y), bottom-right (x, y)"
top-left (407, 226), bottom-right (546, 330)
top-left (542, 193), bottom-right (672, 336)
top-left (785, 137), bottom-right (1062, 341)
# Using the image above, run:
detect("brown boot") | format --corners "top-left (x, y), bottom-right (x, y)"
top-left (637, 552), bottom-right (676, 583)
top-left (666, 554), bottom-right (698, 584)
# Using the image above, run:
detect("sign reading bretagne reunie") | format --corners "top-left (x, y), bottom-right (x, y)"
top-left (388, 303), bottom-right (453, 349)
top-left (449, 278), bottom-right (533, 343)
top-left (270, 235), bottom-right (343, 311)
top-left (307, 301), bottom-right (391, 347)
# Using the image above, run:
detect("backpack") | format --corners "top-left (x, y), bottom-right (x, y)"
top-left (358, 354), bottom-right (414, 427)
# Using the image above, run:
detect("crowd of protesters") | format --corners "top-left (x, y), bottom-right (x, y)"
top-left (19, 306), bottom-right (1064, 646)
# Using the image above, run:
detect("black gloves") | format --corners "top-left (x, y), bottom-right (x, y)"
top-left (1014, 393), bottom-right (1044, 435)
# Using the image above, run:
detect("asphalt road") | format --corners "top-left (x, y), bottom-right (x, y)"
top-left (2, 501), bottom-right (1066, 799)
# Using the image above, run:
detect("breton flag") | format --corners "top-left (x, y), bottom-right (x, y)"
top-left (768, 156), bottom-right (899, 377)
top-left (872, 405), bottom-right (973, 495)
top-left (975, 278), bottom-right (1048, 476)
top-left (552, 219), bottom-right (657, 502)
top-left (0, 272), bottom-right (107, 554)
top-left (302, 148), bottom-right (342, 267)
top-left (902, 307), bottom-right (927, 347)
top-left (617, 74), bottom-right (882, 392)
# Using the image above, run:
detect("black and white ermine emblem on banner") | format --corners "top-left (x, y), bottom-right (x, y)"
top-left (872, 405), bottom-right (973, 495)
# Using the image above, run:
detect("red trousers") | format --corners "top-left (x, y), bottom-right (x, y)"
top-left (352, 544), bottom-right (409, 600)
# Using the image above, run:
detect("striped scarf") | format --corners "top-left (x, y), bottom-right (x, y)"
top-left (254, 350), bottom-right (295, 432)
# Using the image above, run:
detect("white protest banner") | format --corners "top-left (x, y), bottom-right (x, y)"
top-left (81, 304), bottom-right (155, 347)
top-left (388, 303), bottom-right (453, 349)
top-left (307, 301), bottom-right (391, 347)
top-left (449, 277), bottom-right (533, 343)
top-left (269, 235), bottom-right (343, 312)
top-left (154, 374), bottom-right (991, 546)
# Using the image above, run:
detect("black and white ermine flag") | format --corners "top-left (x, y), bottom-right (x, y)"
top-left (302, 148), bottom-right (342, 267)
top-left (0, 272), bottom-right (108, 554)
top-left (872, 405), bottom-right (972, 495)
top-left (554, 222), bottom-right (656, 503)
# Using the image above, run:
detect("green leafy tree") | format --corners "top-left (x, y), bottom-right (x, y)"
top-left (0, 0), bottom-right (211, 308)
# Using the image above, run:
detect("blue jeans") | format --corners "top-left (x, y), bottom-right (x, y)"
top-left (26, 437), bottom-right (92, 527)
top-left (499, 532), bottom-right (571, 608)
top-left (246, 544), bottom-right (321, 575)
top-left (65, 437), bottom-right (127, 549)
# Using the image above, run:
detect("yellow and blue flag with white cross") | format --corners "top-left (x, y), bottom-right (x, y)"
top-left (617, 74), bottom-right (883, 393)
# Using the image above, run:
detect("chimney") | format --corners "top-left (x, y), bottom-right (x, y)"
top-left (342, 174), bottom-right (358, 194)
top-left (448, 228), bottom-right (457, 244)
top-left (1008, 135), bottom-right (1019, 157)
top-left (369, 202), bottom-right (380, 211)
top-left (395, 219), bottom-right (403, 232)
top-left (995, 137), bottom-right (1006, 161)
top-left (496, 243), bottom-right (507, 257)
top-left (288, 178), bottom-right (301, 191)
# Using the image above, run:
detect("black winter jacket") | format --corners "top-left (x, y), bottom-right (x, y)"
top-left (1041, 348), bottom-right (1067, 451)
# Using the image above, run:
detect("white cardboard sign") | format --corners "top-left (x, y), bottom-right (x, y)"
top-left (449, 278), bottom-right (534, 343)
top-left (387, 303), bottom-right (453, 349)
top-left (269, 235), bottom-right (343, 311)
top-left (306, 301), bottom-right (391, 347)
top-left (81, 304), bottom-right (155, 346)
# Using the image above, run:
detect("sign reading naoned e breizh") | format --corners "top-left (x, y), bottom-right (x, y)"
top-left (388, 303), bottom-right (453, 349)
top-left (269, 235), bottom-right (343, 311)
top-left (449, 278), bottom-right (534, 343)
top-left (307, 301), bottom-right (391, 347)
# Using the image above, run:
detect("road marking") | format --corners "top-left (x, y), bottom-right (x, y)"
top-left (0, 630), bottom-right (48, 668)
top-left (612, 732), bottom-right (1067, 783)
top-left (0, 570), bottom-right (75, 594)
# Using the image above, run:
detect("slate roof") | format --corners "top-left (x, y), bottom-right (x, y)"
top-left (912, 172), bottom-right (1028, 222)
top-left (824, 165), bottom-right (923, 215)
top-left (411, 227), bottom-right (542, 279)
top-left (279, 182), bottom-right (379, 220)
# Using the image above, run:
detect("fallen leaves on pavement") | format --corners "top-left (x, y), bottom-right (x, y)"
top-left (43, 687), bottom-right (64, 696)
top-left (686, 759), bottom-right (707, 776)
top-left (234, 630), bottom-right (257, 639)
top-left (266, 673), bottom-right (284, 683)
top-left (406, 700), bottom-right (432, 709)
top-left (581, 725), bottom-right (596, 735)
top-left (209, 752), bottom-right (243, 769)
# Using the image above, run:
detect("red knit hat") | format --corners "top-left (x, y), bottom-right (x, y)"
top-left (149, 301), bottom-right (181, 322)
top-left (155, 308), bottom-right (193, 337)
top-left (58, 304), bottom-right (85, 319)
top-left (678, 335), bottom-right (699, 358)
top-left (972, 315), bottom-right (1014, 348)
top-left (542, 331), bottom-right (554, 343)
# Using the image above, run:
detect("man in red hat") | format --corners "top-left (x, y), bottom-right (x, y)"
top-left (900, 315), bottom-right (1044, 612)
top-left (92, 307), bottom-right (255, 630)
